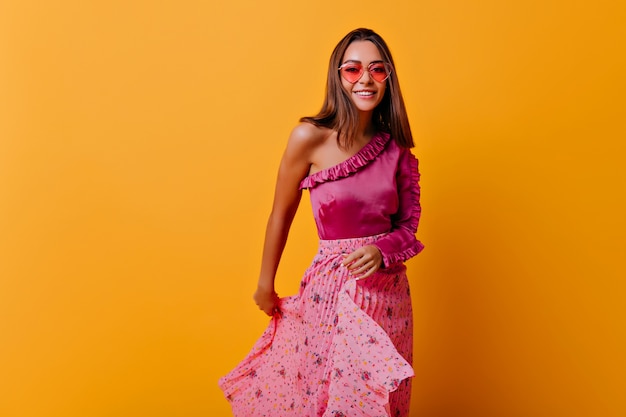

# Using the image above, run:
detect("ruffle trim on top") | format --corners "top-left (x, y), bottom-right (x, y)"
top-left (299, 132), bottom-right (392, 190)
top-left (407, 155), bottom-right (421, 234)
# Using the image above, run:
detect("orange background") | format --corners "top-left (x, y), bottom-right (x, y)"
top-left (1, 1), bottom-right (625, 416)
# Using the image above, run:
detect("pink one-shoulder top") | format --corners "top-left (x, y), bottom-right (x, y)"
top-left (299, 132), bottom-right (424, 267)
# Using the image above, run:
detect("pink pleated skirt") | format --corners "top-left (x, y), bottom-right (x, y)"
top-left (219, 234), bottom-right (414, 417)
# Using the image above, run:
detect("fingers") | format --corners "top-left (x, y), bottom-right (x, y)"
top-left (342, 246), bottom-right (382, 279)
top-left (262, 306), bottom-right (275, 316)
top-left (253, 288), bottom-right (279, 316)
top-left (347, 257), bottom-right (375, 273)
top-left (341, 248), bottom-right (371, 268)
top-left (346, 258), bottom-right (380, 279)
top-left (341, 252), bottom-right (357, 265)
top-left (260, 302), bottom-right (279, 316)
top-left (352, 261), bottom-right (380, 279)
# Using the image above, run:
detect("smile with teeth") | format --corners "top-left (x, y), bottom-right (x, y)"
top-left (354, 90), bottom-right (376, 97)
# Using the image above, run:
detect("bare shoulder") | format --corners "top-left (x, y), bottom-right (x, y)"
top-left (281, 122), bottom-right (333, 166)
top-left (287, 122), bottom-right (331, 149)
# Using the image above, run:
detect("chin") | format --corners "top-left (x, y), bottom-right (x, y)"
top-left (353, 102), bottom-right (381, 113)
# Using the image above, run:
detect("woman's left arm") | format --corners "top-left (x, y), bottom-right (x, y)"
top-left (342, 148), bottom-right (424, 278)
top-left (372, 148), bottom-right (424, 267)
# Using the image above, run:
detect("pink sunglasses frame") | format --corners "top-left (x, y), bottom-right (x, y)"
top-left (338, 61), bottom-right (394, 84)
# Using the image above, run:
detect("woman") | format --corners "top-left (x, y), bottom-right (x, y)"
top-left (219, 28), bottom-right (424, 417)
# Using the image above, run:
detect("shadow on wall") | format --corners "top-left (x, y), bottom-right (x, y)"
top-left (408, 131), bottom-right (604, 416)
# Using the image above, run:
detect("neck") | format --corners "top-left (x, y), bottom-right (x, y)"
top-left (355, 111), bottom-right (375, 142)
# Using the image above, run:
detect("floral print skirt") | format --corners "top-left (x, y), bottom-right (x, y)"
top-left (219, 234), bottom-right (414, 416)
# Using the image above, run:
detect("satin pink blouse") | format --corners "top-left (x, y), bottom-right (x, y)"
top-left (299, 132), bottom-right (424, 267)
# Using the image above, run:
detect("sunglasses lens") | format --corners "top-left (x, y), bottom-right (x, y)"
top-left (340, 64), bottom-right (363, 83)
top-left (369, 63), bottom-right (391, 82)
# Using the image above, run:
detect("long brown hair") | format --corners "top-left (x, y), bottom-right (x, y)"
top-left (300, 28), bottom-right (414, 149)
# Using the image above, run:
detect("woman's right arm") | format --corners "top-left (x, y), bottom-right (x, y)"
top-left (253, 123), bottom-right (320, 316)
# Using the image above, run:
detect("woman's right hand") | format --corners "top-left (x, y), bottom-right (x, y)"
top-left (253, 285), bottom-right (280, 316)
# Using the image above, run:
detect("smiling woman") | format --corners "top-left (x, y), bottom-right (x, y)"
top-left (338, 42), bottom-right (390, 113)
top-left (2, 1), bottom-right (625, 416)
top-left (218, 28), bottom-right (423, 417)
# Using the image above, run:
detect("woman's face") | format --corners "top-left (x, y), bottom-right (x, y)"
top-left (339, 40), bottom-right (388, 114)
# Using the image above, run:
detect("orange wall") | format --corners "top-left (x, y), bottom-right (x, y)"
top-left (1, 1), bottom-right (624, 416)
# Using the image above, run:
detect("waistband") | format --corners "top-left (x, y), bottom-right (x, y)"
top-left (317, 233), bottom-right (386, 256)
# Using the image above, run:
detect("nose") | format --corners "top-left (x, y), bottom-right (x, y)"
top-left (358, 68), bottom-right (373, 84)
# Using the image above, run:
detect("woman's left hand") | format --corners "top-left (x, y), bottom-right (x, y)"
top-left (342, 244), bottom-right (383, 280)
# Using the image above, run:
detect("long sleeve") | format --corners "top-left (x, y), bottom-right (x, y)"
top-left (373, 148), bottom-right (424, 267)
